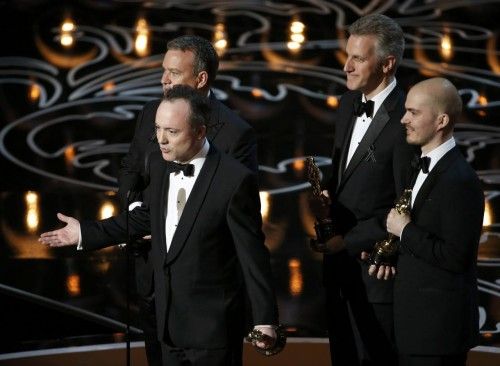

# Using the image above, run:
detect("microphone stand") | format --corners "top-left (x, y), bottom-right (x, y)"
top-left (125, 189), bottom-right (133, 366)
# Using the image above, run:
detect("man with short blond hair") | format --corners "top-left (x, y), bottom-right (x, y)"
top-left (310, 14), bottom-right (414, 365)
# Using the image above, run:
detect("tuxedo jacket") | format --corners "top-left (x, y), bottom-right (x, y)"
top-left (324, 86), bottom-right (415, 303)
top-left (118, 93), bottom-right (258, 296)
top-left (82, 146), bottom-right (278, 348)
top-left (394, 147), bottom-right (484, 355)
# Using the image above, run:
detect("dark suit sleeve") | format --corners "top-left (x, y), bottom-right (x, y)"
top-left (211, 99), bottom-right (259, 173)
top-left (400, 177), bottom-right (484, 273)
top-left (81, 204), bottom-right (151, 251)
top-left (228, 127), bottom-right (258, 173)
top-left (343, 127), bottom-right (414, 256)
top-left (226, 173), bottom-right (278, 325)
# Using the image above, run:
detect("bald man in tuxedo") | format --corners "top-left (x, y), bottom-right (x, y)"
top-left (378, 78), bottom-right (484, 366)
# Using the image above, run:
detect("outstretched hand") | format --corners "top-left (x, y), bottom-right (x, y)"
top-left (39, 213), bottom-right (80, 247)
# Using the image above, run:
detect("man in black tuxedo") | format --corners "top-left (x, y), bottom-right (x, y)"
top-left (310, 14), bottom-right (414, 366)
top-left (383, 77), bottom-right (484, 366)
top-left (119, 35), bottom-right (258, 365)
top-left (40, 85), bottom-right (278, 366)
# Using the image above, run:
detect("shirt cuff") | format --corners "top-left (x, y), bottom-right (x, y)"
top-left (77, 227), bottom-right (83, 250)
top-left (128, 201), bottom-right (142, 211)
top-left (254, 325), bottom-right (277, 330)
top-left (399, 222), bottom-right (409, 241)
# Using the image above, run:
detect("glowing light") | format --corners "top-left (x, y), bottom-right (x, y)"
top-left (25, 191), bottom-right (39, 232)
top-left (326, 95), bottom-right (339, 108)
top-left (293, 158), bottom-right (304, 171)
top-left (287, 41), bottom-right (301, 51)
top-left (290, 33), bottom-right (305, 43)
top-left (99, 201), bottom-right (116, 220)
top-left (483, 200), bottom-right (492, 227)
top-left (213, 23), bottom-right (228, 56)
top-left (29, 83), bottom-right (41, 102)
top-left (60, 18), bottom-right (76, 48)
top-left (60, 33), bottom-right (74, 47)
top-left (214, 38), bottom-right (227, 50)
top-left (290, 21), bottom-right (305, 34)
top-left (61, 20), bottom-right (75, 32)
top-left (135, 18), bottom-right (150, 57)
top-left (66, 274), bottom-right (81, 296)
top-left (478, 95), bottom-right (488, 106)
top-left (259, 191), bottom-right (270, 221)
top-left (26, 192), bottom-right (37, 205)
top-left (288, 258), bottom-right (303, 296)
top-left (103, 81), bottom-right (115, 92)
top-left (477, 95), bottom-right (488, 117)
top-left (26, 211), bottom-right (39, 231)
top-left (251, 88), bottom-right (263, 98)
top-left (486, 35), bottom-right (500, 74)
top-left (288, 18), bottom-right (305, 54)
top-left (440, 34), bottom-right (453, 60)
top-left (135, 34), bottom-right (148, 55)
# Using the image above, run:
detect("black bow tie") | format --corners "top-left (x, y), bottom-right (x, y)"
top-left (168, 161), bottom-right (195, 177)
top-left (411, 156), bottom-right (431, 174)
top-left (353, 98), bottom-right (374, 118)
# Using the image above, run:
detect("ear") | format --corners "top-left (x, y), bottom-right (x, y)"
top-left (382, 55), bottom-right (396, 74)
top-left (436, 113), bottom-right (450, 131)
top-left (196, 71), bottom-right (209, 89)
top-left (196, 125), bottom-right (207, 140)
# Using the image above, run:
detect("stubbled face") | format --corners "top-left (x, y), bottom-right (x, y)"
top-left (161, 49), bottom-right (200, 93)
top-left (401, 87), bottom-right (441, 152)
top-left (343, 35), bottom-right (385, 97)
top-left (155, 99), bottom-right (205, 163)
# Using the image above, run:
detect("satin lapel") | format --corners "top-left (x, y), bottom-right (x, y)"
top-left (165, 146), bottom-right (220, 265)
top-left (336, 113), bottom-right (357, 190)
top-left (159, 161), bottom-right (171, 264)
top-left (338, 87), bottom-right (404, 192)
top-left (411, 147), bottom-right (460, 216)
top-left (339, 105), bottom-right (390, 190)
top-left (207, 93), bottom-right (224, 142)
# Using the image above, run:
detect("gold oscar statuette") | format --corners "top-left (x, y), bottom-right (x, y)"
top-left (245, 325), bottom-right (287, 356)
top-left (305, 157), bottom-right (335, 247)
top-left (368, 189), bottom-right (412, 266)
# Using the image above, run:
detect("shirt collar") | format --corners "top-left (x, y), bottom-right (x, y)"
top-left (362, 78), bottom-right (397, 118)
top-left (422, 137), bottom-right (456, 173)
top-left (173, 139), bottom-right (209, 177)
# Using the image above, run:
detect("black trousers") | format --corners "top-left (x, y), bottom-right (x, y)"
top-left (326, 290), bottom-right (397, 366)
top-left (138, 293), bottom-right (162, 366)
top-left (399, 353), bottom-right (467, 366)
top-left (160, 341), bottom-right (243, 366)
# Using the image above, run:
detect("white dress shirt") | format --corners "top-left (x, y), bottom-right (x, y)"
top-left (345, 78), bottom-right (397, 168)
top-left (165, 139), bottom-right (209, 251)
top-left (410, 137), bottom-right (456, 207)
top-left (397, 137), bottom-right (456, 239)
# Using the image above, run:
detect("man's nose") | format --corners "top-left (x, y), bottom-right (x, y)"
top-left (401, 113), bottom-right (409, 125)
top-left (157, 130), bottom-right (167, 143)
top-left (343, 57), bottom-right (353, 72)
top-left (161, 70), bottom-right (170, 85)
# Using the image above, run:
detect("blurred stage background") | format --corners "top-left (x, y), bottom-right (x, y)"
top-left (0, 0), bottom-right (499, 364)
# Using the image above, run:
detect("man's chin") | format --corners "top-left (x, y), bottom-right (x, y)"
top-left (345, 80), bottom-right (358, 91)
top-left (161, 152), bottom-right (173, 161)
